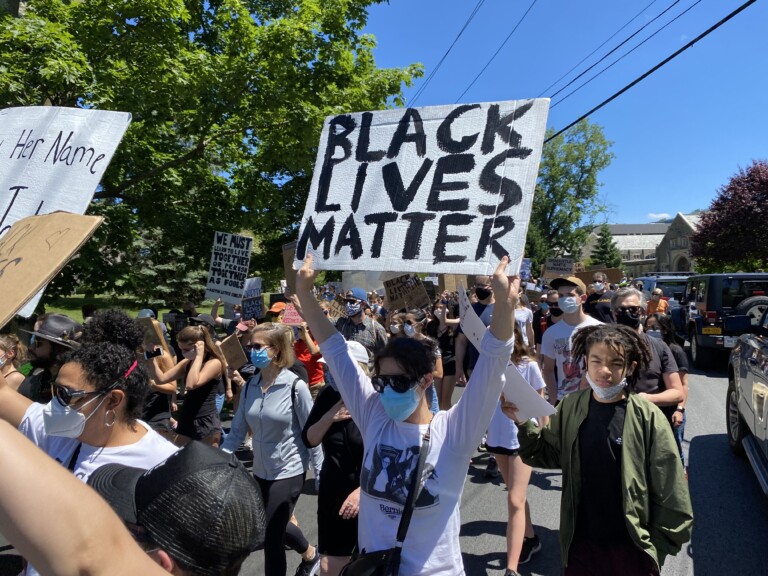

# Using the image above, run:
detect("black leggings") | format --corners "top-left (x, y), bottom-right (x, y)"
top-left (255, 472), bottom-right (310, 576)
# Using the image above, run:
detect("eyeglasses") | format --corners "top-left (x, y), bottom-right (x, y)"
top-left (52, 383), bottom-right (102, 407)
top-left (617, 306), bottom-right (642, 315)
top-left (245, 343), bottom-right (271, 352)
top-left (371, 374), bottom-right (418, 394)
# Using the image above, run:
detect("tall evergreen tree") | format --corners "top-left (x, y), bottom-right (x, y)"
top-left (591, 223), bottom-right (622, 268)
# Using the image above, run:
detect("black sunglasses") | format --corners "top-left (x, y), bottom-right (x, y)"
top-left (617, 306), bottom-right (642, 315)
top-left (371, 374), bottom-right (417, 394)
top-left (245, 343), bottom-right (270, 352)
top-left (52, 383), bottom-right (103, 407)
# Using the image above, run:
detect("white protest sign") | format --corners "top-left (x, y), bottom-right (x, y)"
top-left (502, 366), bottom-right (556, 422)
top-left (204, 232), bottom-right (253, 305)
top-left (457, 284), bottom-right (488, 350)
top-left (294, 99), bottom-right (549, 275)
top-left (543, 257), bottom-right (574, 278)
top-left (0, 107), bottom-right (131, 316)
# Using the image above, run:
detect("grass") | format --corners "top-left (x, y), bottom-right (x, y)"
top-left (44, 295), bottom-right (217, 323)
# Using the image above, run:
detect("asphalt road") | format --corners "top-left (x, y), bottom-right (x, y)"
top-left (2, 358), bottom-right (766, 575)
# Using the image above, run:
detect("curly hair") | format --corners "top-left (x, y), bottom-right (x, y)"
top-left (570, 324), bottom-right (652, 388)
top-left (59, 309), bottom-right (150, 422)
top-left (374, 337), bottom-right (437, 380)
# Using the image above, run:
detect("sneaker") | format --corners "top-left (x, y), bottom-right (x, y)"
top-left (504, 570), bottom-right (522, 576)
top-left (518, 534), bottom-right (541, 565)
top-left (294, 547), bottom-right (320, 576)
top-left (484, 457), bottom-right (500, 478)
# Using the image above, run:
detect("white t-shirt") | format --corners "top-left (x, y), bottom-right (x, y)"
top-left (19, 403), bottom-right (179, 482)
top-left (540, 315), bottom-right (602, 400)
top-left (486, 358), bottom-right (546, 451)
top-left (514, 307), bottom-right (534, 345)
top-left (320, 330), bottom-right (514, 576)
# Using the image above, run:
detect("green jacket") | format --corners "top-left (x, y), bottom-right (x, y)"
top-left (517, 389), bottom-right (693, 569)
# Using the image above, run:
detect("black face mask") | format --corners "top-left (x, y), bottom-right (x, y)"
top-left (550, 308), bottom-right (564, 317)
top-left (475, 286), bottom-right (492, 300)
top-left (615, 309), bottom-right (642, 329)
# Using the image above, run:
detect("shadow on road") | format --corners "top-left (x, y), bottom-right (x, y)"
top-left (461, 523), bottom-right (561, 575)
top-left (688, 433), bottom-right (768, 576)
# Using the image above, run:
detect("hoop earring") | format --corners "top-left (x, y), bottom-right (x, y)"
top-left (105, 409), bottom-right (116, 427)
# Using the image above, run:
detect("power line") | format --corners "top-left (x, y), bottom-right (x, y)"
top-left (545, 0), bottom-right (758, 144)
top-left (549, 0), bottom-right (684, 101)
top-left (410, 1), bottom-right (485, 105)
top-left (551, 0), bottom-right (703, 109)
top-left (537, 0), bottom-right (660, 98)
top-left (454, 0), bottom-right (539, 103)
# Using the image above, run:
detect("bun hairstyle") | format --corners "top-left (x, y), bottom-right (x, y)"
top-left (0, 334), bottom-right (27, 368)
top-left (61, 310), bottom-right (149, 422)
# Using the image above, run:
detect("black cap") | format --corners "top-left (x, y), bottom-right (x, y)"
top-left (88, 442), bottom-right (265, 575)
top-left (188, 313), bottom-right (216, 328)
top-left (21, 313), bottom-right (82, 349)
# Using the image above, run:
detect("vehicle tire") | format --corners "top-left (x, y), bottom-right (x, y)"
top-left (689, 334), bottom-right (710, 369)
top-left (726, 379), bottom-right (747, 456)
top-left (735, 295), bottom-right (768, 325)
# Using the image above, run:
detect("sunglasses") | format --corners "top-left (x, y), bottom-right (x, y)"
top-left (371, 374), bottom-right (418, 394)
top-left (617, 306), bottom-right (642, 315)
top-left (52, 383), bottom-right (103, 407)
top-left (245, 343), bottom-right (271, 352)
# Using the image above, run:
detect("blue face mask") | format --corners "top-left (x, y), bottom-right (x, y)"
top-left (540, 302), bottom-right (549, 312)
top-left (250, 348), bottom-right (271, 369)
top-left (379, 382), bottom-right (422, 421)
top-left (346, 302), bottom-right (362, 317)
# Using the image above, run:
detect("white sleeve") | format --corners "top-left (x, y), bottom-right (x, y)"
top-left (444, 330), bottom-right (514, 454)
top-left (541, 326), bottom-right (555, 360)
top-left (525, 360), bottom-right (546, 391)
top-left (319, 332), bottom-right (378, 434)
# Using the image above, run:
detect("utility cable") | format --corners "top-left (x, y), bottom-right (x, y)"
top-left (545, 0), bottom-right (759, 143)
top-left (454, 0), bottom-right (539, 103)
top-left (549, 0), bottom-right (684, 100)
top-left (551, 0), bottom-right (703, 109)
top-left (537, 0), bottom-right (660, 97)
top-left (410, 0), bottom-right (485, 105)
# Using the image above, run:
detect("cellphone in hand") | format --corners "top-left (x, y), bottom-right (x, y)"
top-left (144, 348), bottom-right (164, 360)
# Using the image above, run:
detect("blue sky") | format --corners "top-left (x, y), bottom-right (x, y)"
top-left (364, 0), bottom-right (768, 224)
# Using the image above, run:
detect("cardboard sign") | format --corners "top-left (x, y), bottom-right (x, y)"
top-left (0, 212), bottom-right (102, 328)
top-left (220, 333), bottom-right (248, 370)
top-left (204, 231), bottom-right (253, 305)
top-left (281, 303), bottom-right (304, 326)
top-left (282, 240), bottom-right (297, 295)
top-left (543, 258), bottom-right (575, 278)
top-left (329, 294), bottom-right (347, 318)
top-left (384, 274), bottom-right (432, 312)
top-left (242, 277), bottom-right (264, 320)
top-left (294, 99), bottom-right (549, 275)
top-left (0, 107), bottom-right (131, 315)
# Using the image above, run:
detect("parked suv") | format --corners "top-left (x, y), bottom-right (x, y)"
top-left (679, 273), bottom-right (768, 368)
top-left (634, 273), bottom-right (693, 309)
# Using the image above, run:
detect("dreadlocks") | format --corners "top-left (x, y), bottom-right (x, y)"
top-left (571, 324), bottom-right (652, 388)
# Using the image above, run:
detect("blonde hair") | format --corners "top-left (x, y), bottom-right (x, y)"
top-left (251, 323), bottom-right (295, 369)
top-left (0, 334), bottom-right (27, 368)
top-left (176, 326), bottom-right (227, 379)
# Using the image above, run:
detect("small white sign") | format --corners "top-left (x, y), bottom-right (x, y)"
top-left (204, 232), bottom-right (253, 305)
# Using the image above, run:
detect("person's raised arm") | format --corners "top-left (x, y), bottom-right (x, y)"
top-left (295, 255), bottom-right (337, 345)
top-left (211, 297), bottom-right (224, 326)
top-left (488, 256), bottom-right (517, 342)
top-left (0, 371), bottom-right (33, 429)
top-left (144, 350), bottom-right (188, 384)
top-left (0, 420), bottom-right (166, 576)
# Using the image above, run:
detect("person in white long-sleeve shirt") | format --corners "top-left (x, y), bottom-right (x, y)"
top-left (296, 254), bottom-right (519, 576)
top-left (222, 323), bottom-right (323, 576)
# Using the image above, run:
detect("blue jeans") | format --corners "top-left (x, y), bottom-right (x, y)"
top-left (673, 411), bottom-right (687, 466)
top-left (426, 384), bottom-right (439, 414)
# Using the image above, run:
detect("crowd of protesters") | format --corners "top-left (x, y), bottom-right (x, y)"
top-left (0, 262), bottom-right (693, 576)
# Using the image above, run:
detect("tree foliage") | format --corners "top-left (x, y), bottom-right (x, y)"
top-left (691, 160), bottom-right (768, 272)
top-left (525, 119), bottom-right (613, 272)
top-left (590, 223), bottom-right (622, 269)
top-left (0, 0), bottom-right (421, 305)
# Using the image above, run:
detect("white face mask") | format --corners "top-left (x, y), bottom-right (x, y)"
top-left (559, 296), bottom-right (580, 314)
top-left (403, 324), bottom-right (416, 337)
top-left (585, 371), bottom-right (628, 402)
top-left (594, 282), bottom-right (605, 291)
top-left (42, 394), bottom-right (107, 438)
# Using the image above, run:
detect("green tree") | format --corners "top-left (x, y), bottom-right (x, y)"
top-left (691, 160), bottom-right (768, 272)
top-left (0, 0), bottom-right (421, 305)
top-left (525, 119), bottom-right (613, 272)
top-left (590, 223), bottom-right (622, 269)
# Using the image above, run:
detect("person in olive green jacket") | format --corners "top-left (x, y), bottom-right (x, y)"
top-left (503, 324), bottom-right (692, 576)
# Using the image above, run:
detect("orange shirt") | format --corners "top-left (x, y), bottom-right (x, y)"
top-left (647, 297), bottom-right (669, 315)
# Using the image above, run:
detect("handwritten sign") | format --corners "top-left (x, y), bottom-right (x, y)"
top-left (293, 100), bottom-right (549, 275)
top-left (0, 212), bottom-right (102, 328)
top-left (242, 277), bottom-right (263, 320)
top-left (384, 274), bottom-right (432, 312)
top-left (281, 303), bottom-right (303, 326)
top-left (543, 257), bottom-right (574, 278)
top-left (0, 107), bottom-right (131, 315)
top-left (205, 232), bottom-right (253, 305)
top-left (329, 294), bottom-right (347, 318)
top-left (220, 333), bottom-right (248, 370)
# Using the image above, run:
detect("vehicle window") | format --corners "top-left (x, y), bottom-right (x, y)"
top-left (696, 280), bottom-right (706, 303)
top-left (721, 279), bottom-right (768, 309)
top-left (656, 281), bottom-right (687, 298)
